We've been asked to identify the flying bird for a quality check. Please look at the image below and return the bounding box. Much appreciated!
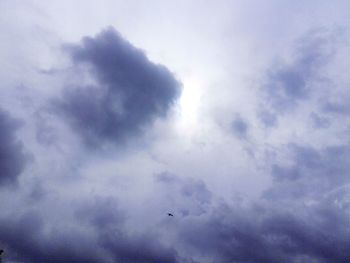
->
[167,213,174,217]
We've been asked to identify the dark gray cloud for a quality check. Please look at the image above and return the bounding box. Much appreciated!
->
[156,172,212,204]
[2,143,350,262]
[56,27,181,147]
[258,109,277,127]
[267,29,333,108]
[322,99,350,116]
[1,4,350,262]
[178,202,350,263]
[175,151,350,263]
[98,233,178,263]
[0,109,27,185]
[0,211,101,263]
[0,197,178,263]
[77,197,179,263]
[258,29,337,123]
[265,144,350,200]
[231,115,249,139]
[0,200,109,263]
[150,139,350,262]
[310,112,331,129]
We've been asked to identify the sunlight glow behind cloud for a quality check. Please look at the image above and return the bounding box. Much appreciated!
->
[1,1,350,262]
[177,76,202,134]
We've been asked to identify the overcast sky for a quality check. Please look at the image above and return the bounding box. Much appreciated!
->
[1,1,350,262]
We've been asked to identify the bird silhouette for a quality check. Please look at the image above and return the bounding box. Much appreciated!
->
[167,213,174,217]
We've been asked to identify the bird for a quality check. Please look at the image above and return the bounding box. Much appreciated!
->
[167,213,174,217]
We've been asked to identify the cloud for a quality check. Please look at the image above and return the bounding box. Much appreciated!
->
[0,197,179,263]
[0,109,28,185]
[156,172,212,217]
[260,29,337,118]
[258,109,277,127]
[1,1,350,262]
[154,137,350,262]
[0,210,102,263]
[231,115,249,140]
[57,27,181,147]
[265,144,350,200]
[176,172,350,262]
[322,99,350,116]
[310,112,331,129]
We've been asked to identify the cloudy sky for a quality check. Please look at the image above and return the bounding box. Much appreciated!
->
[1,1,350,262]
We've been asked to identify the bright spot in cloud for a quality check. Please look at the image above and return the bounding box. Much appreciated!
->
[177,76,202,134]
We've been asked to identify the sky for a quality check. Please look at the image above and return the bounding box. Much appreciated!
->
[1,1,350,262]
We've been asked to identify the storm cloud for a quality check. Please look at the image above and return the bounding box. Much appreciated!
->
[231,115,249,140]
[1,1,350,263]
[175,143,350,262]
[58,27,181,146]
[259,29,338,121]
[0,109,27,185]
[0,197,178,263]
